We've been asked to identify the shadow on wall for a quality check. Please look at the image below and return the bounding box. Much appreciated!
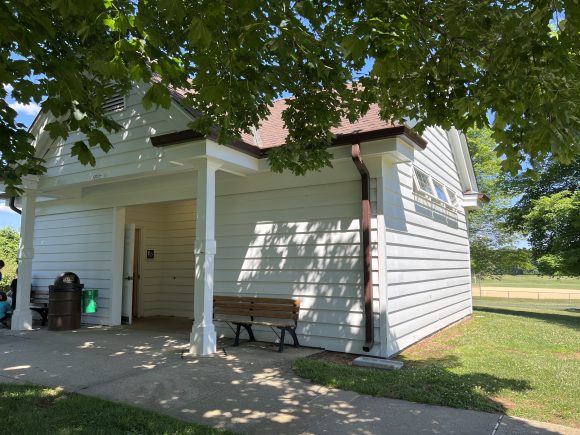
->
[382,162,408,233]
[413,194,459,229]
[215,218,368,349]
[213,179,378,352]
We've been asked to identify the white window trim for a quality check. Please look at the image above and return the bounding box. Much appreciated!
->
[412,167,461,211]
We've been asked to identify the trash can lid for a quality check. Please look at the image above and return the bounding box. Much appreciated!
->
[53,272,81,288]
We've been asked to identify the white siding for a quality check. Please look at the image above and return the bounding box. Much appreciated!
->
[383,126,472,356]
[214,164,382,356]
[37,83,194,190]
[32,208,114,324]
[126,201,196,318]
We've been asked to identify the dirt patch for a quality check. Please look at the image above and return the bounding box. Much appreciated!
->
[401,316,473,360]
[307,316,474,368]
[305,350,358,366]
[491,396,517,410]
[553,351,580,361]
[474,287,580,297]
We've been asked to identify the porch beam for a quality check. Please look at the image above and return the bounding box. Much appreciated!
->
[11,193,36,330]
[190,158,222,356]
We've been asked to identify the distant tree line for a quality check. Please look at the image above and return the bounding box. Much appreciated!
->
[0,227,19,291]
[467,129,579,279]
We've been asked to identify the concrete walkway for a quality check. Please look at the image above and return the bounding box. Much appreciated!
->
[1,319,577,435]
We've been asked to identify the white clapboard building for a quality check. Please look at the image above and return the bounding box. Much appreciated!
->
[10,82,486,358]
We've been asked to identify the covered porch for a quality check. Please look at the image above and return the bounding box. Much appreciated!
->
[10,158,239,357]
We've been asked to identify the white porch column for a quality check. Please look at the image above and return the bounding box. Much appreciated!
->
[190,159,221,356]
[11,193,36,330]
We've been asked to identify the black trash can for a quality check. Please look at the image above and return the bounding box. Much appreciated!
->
[48,272,84,331]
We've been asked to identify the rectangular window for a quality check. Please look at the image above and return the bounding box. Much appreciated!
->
[433,180,449,203]
[446,187,460,207]
[413,167,461,209]
[414,169,434,195]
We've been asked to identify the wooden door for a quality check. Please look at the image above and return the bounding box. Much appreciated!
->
[121,224,135,324]
[132,228,141,318]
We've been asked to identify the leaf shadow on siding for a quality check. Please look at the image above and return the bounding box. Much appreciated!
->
[215,217,368,347]
[413,194,460,230]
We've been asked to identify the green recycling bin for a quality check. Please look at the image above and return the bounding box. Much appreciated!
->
[82,289,98,314]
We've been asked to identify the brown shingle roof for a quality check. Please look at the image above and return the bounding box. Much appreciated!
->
[238,99,397,149]
[166,84,426,151]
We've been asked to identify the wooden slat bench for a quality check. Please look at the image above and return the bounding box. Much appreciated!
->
[214,296,300,352]
[30,290,49,326]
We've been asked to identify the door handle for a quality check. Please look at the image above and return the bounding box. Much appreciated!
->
[125,276,133,281]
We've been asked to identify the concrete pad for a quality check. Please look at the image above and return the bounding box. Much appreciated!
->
[309,393,499,435]
[2,320,579,435]
[353,356,404,370]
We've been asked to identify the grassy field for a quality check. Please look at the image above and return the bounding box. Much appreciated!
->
[1,383,232,435]
[473,296,578,309]
[475,275,580,290]
[293,306,580,428]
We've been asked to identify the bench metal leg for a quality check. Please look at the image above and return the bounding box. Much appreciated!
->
[40,309,48,326]
[278,328,286,352]
[244,325,256,342]
[234,324,242,346]
[288,327,300,348]
[30,308,48,326]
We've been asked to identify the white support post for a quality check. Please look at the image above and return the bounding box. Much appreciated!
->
[190,159,221,356]
[11,193,36,330]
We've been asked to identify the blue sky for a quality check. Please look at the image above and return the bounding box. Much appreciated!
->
[1,83,41,232]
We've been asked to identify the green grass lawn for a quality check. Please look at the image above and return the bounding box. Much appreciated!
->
[293,306,580,428]
[1,383,233,435]
[476,275,580,290]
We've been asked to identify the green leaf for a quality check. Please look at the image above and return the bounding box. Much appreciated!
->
[88,130,113,153]
[142,83,172,110]
[71,141,97,166]
[188,17,212,49]
[341,34,366,62]
[44,122,69,140]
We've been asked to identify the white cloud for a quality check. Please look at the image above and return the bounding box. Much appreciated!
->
[3,83,13,93]
[9,101,41,116]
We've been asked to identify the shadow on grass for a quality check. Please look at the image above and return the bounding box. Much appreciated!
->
[475,306,580,330]
[293,356,531,414]
[1,383,228,434]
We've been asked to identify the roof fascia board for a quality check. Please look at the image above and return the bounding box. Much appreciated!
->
[462,192,487,210]
[447,127,475,192]
[458,131,480,192]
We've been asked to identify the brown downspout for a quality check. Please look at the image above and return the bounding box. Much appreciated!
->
[9,197,21,215]
[351,143,374,352]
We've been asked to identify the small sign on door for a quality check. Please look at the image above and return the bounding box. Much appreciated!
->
[146,249,155,259]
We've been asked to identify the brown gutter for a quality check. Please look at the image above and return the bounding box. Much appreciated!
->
[9,197,21,215]
[477,193,491,203]
[334,126,427,150]
[150,125,427,157]
[351,143,374,352]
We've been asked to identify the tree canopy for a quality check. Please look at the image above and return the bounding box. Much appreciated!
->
[465,127,533,279]
[466,127,512,246]
[0,227,20,289]
[1,0,579,193]
[504,157,580,276]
